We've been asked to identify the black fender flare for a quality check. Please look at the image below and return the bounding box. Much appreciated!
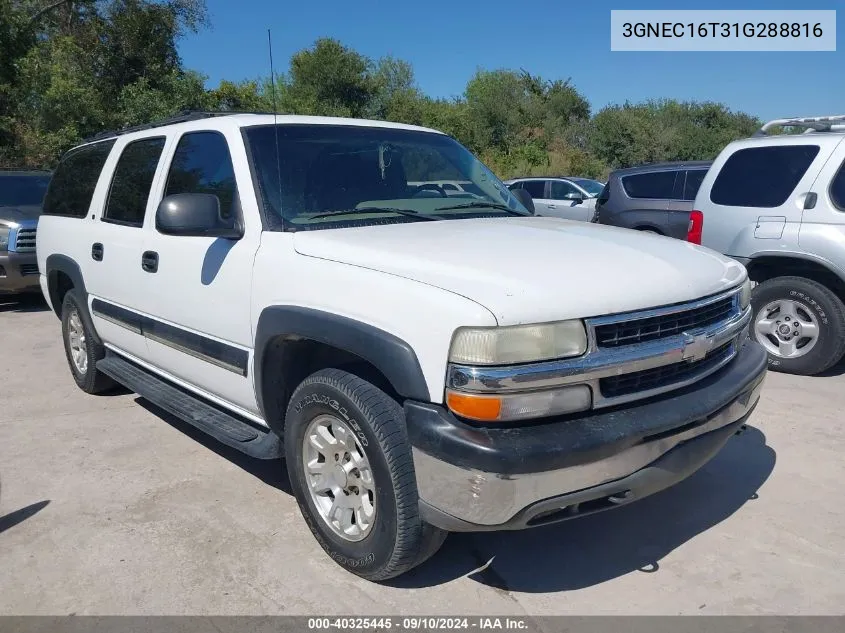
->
[253,306,430,421]
[44,254,102,345]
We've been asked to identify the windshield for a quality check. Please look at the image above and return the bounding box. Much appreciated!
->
[243,124,529,228]
[0,174,51,207]
[569,178,605,196]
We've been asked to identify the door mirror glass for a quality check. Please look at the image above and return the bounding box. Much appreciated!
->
[564,191,585,202]
[155,193,242,238]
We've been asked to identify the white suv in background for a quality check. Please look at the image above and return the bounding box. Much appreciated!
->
[694,114,845,376]
[37,112,765,581]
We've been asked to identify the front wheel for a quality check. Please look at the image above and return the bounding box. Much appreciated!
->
[751,276,845,375]
[284,368,446,581]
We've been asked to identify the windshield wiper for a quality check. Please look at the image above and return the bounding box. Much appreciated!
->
[309,207,440,221]
[433,201,530,216]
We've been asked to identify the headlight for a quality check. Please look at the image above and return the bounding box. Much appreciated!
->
[738,277,752,311]
[449,320,588,365]
[0,227,10,252]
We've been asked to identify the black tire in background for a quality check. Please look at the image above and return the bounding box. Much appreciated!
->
[60,289,114,394]
[751,276,845,375]
[284,368,446,581]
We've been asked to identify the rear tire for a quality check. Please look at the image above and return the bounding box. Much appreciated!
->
[284,368,446,581]
[751,276,845,375]
[61,290,114,394]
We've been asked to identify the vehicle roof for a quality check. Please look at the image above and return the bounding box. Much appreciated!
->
[506,176,591,181]
[610,161,713,177]
[77,112,445,148]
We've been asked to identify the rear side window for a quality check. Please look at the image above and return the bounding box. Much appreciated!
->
[520,180,546,198]
[103,137,166,227]
[43,140,116,218]
[683,169,707,201]
[710,145,820,208]
[622,171,676,199]
[550,180,579,199]
[829,160,845,211]
[165,131,237,218]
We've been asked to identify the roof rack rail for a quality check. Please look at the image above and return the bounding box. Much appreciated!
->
[754,114,845,136]
[81,110,278,144]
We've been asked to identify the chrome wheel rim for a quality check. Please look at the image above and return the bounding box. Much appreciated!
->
[302,414,376,542]
[754,299,820,359]
[68,309,88,374]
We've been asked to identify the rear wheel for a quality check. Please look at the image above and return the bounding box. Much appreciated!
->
[61,290,114,394]
[751,276,845,375]
[284,368,446,581]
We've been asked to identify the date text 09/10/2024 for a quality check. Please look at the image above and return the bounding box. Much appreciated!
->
[307,617,529,630]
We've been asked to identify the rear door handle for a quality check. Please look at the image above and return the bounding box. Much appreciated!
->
[547,204,557,209]
[141,251,159,273]
[91,243,103,261]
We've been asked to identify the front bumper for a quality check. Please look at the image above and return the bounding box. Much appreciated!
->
[407,340,767,531]
[0,251,40,294]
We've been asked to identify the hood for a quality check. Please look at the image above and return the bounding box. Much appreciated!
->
[293,216,746,325]
[0,205,42,224]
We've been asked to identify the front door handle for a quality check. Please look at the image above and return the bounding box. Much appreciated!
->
[141,251,159,273]
[547,204,557,209]
[91,243,103,261]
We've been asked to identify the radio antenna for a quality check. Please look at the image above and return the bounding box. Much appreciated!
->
[267,29,287,230]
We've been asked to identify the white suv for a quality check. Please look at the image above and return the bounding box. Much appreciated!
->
[694,115,845,375]
[37,112,765,580]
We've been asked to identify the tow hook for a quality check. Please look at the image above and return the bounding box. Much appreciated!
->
[735,424,748,436]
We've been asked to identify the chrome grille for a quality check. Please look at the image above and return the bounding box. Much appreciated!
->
[14,228,37,253]
[600,341,735,399]
[594,296,736,347]
[19,263,39,276]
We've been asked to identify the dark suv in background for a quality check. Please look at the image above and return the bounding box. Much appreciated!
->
[596,161,712,239]
[0,170,51,296]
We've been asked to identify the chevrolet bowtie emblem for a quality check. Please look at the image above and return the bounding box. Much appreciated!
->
[682,333,714,362]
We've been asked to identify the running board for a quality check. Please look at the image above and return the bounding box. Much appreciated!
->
[97,353,281,460]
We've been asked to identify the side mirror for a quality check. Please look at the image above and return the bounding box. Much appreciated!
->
[155,193,243,239]
[511,188,535,214]
[565,191,585,204]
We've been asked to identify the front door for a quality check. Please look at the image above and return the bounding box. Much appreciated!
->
[140,129,262,417]
[548,180,594,222]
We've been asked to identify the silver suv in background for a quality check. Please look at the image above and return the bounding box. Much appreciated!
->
[1,170,52,297]
[595,161,711,239]
[694,115,845,375]
[504,177,604,222]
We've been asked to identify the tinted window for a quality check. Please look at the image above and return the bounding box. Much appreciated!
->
[165,132,237,218]
[550,180,579,200]
[43,140,116,218]
[521,180,546,198]
[831,160,845,210]
[683,169,707,201]
[103,138,165,226]
[710,145,820,208]
[0,174,51,207]
[622,171,677,199]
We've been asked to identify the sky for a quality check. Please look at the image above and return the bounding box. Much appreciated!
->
[178,0,842,122]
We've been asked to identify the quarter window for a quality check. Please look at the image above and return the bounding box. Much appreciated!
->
[103,137,166,226]
[622,171,677,200]
[165,131,238,218]
[829,159,845,210]
[43,140,116,218]
[710,145,820,208]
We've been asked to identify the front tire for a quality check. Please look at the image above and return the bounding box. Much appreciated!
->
[61,290,114,394]
[751,276,845,375]
[284,369,446,581]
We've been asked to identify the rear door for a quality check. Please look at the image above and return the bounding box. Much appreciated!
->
[85,134,168,362]
[618,170,673,231]
[517,180,550,214]
[798,136,845,263]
